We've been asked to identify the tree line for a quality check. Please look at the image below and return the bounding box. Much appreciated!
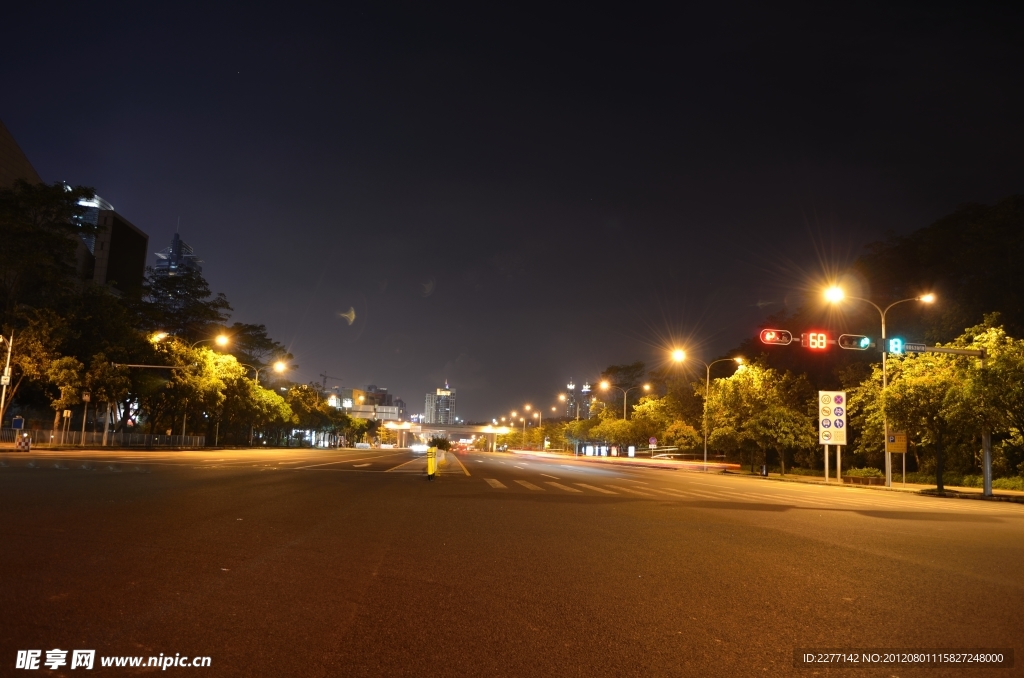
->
[0,180,373,445]
[526,196,1024,490]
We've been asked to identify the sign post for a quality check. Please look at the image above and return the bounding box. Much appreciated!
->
[887,431,908,485]
[819,391,847,482]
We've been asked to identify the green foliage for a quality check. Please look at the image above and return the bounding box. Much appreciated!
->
[428,436,451,450]
[844,467,884,478]
[705,361,817,473]
[0,181,96,325]
[141,267,232,341]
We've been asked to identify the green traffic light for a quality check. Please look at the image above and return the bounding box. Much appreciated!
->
[859,337,870,348]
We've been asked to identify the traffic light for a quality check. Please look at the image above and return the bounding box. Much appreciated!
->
[759,329,793,345]
[837,334,872,350]
[888,338,904,355]
[801,331,829,349]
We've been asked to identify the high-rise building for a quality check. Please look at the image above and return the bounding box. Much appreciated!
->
[2,120,148,295]
[580,381,593,419]
[565,379,578,419]
[423,382,456,424]
[0,118,41,188]
[153,233,203,279]
[89,204,148,294]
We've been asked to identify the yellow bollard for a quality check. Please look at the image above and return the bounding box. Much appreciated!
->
[426,447,437,480]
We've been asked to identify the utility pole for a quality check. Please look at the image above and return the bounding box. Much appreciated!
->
[0,332,13,424]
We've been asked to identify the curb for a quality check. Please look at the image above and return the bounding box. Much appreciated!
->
[745,471,1024,504]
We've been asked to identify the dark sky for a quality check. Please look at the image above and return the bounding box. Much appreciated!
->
[3,3,1023,420]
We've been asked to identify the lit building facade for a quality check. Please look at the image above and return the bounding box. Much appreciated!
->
[153,233,203,279]
[424,382,456,424]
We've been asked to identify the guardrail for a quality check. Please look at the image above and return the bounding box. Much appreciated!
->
[0,428,205,449]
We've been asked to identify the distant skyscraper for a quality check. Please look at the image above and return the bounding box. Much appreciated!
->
[153,233,203,278]
[424,382,456,424]
[580,381,593,419]
[565,379,577,419]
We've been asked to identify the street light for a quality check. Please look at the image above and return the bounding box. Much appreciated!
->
[598,381,650,419]
[240,360,288,386]
[239,361,288,446]
[826,286,935,486]
[672,349,743,469]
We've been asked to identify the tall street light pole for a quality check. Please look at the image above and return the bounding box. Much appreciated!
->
[672,350,743,470]
[239,361,288,446]
[0,332,13,425]
[598,382,650,419]
[825,287,935,487]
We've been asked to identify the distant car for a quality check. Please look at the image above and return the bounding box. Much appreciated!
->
[410,444,429,453]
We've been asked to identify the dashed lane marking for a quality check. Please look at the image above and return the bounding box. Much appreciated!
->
[540,473,559,479]
[353,463,371,468]
[608,485,656,497]
[514,480,544,491]
[546,482,582,493]
[485,478,507,489]
[575,483,617,495]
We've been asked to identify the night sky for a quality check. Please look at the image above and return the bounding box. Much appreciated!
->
[3,4,1023,420]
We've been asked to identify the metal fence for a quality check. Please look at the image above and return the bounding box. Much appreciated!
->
[0,428,205,449]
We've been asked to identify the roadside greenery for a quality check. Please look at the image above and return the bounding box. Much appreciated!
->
[0,180,366,446]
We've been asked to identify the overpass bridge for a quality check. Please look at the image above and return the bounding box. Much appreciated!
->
[382,422,512,451]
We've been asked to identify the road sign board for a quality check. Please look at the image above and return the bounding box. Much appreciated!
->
[818,391,847,445]
[904,343,927,353]
[886,431,908,453]
[0,375,9,386]
[649,437,657,445]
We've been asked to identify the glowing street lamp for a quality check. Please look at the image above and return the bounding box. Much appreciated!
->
[189,334,230,349]
[599,381,650,420]
[672,349,743,469]
[825,285,936,487]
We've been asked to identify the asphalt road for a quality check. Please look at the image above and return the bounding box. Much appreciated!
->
[1,447,1022,677]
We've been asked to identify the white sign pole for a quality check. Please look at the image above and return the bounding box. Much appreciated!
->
[824,444,829,482]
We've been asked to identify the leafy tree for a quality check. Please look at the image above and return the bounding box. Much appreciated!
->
[224,322,292,370]
[46,356,84,430]
[141,267,232,341]
[882,353,961,491]
[0,181,97,325]
[705,361,816,473]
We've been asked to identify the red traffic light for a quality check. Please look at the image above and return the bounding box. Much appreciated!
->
[759,329,793,345]
[801,331,830,349]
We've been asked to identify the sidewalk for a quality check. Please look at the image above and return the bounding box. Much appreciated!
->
[505,449,1024,504]
[748,469,1024,504]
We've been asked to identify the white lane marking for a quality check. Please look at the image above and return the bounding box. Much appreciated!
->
[353,463,371,468]
[514,465,525,469]
[546,482,582,493]
[647,488,690,497]
[515,480,544,491]
[475,460,484,463]
[575,483,617,495]
[608,485,656,496]
[541,473,559,479]
[485,478,507,489]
